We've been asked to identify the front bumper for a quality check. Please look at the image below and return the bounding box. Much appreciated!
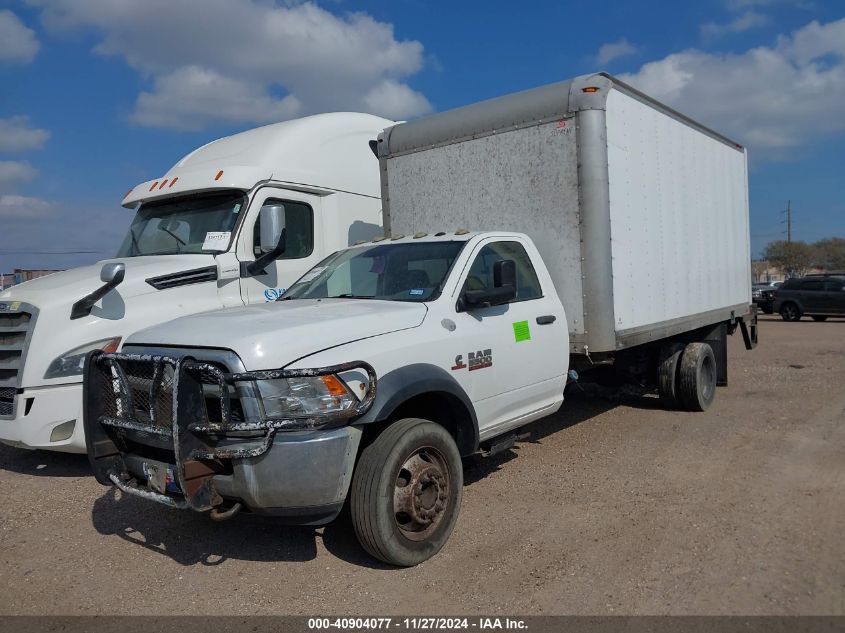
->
[84,351,375,523]
[0,383,87,453]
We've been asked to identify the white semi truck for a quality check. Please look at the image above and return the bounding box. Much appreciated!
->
[84,74,756,566]
[0,112,391,453]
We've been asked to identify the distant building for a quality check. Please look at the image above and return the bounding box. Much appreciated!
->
[0,269,64,289]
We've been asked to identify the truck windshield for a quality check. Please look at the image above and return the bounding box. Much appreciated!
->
[282,241,466,302]
[116,191,246,257]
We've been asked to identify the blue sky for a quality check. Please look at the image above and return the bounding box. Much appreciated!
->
[1,0,844,272]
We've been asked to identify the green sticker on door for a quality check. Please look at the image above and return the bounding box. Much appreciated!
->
[513,320,531,342]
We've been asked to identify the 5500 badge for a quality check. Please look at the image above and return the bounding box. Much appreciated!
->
[0,302,22,312]
[451,348,493,372]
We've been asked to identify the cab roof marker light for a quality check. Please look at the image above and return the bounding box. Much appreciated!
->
[371,235,387,242]
[582,86,600,93]
[455,228,470,235]
[390,234,405,240]
[158,179,169,190]
[435,231,446,236]
[123,188,134,199]
[148,181,159,191]
[214,170,224,181]
[413,232,428,239]
[169,177,179,187]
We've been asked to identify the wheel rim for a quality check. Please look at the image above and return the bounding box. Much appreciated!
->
[783,304,797,319]
[393,446,450,541]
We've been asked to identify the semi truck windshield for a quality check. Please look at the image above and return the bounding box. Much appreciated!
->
[283,241,466,302]
[117,191,246,257]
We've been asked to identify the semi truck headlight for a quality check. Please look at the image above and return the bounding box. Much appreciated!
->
[44,337,121,379]
[256,374,357,421]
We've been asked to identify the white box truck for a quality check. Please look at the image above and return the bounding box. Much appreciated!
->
[83,73,756,566]
[0,112,391,453]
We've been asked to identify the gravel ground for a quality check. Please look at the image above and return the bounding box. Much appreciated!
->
[1,316,843,615]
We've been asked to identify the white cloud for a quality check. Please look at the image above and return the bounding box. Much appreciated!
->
[618,18,845,159]
[0,194,52,218]
[132,66,303,131]
[701,10,769,38]
[28,0,432,129]
[597,38,638,65]
[0,116,50,152]
[0,161,38,192]
[0,9,39,63]
[362,79,434,121]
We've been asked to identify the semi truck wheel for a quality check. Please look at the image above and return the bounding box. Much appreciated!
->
[657,342,684,408]
[350,418,463,567]
[678,342,716,412]
[780,302,801,321]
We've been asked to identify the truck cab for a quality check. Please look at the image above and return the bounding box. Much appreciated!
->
[0,112,391,453]
[84,231,569,566]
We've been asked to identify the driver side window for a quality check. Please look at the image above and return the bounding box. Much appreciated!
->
[252,199,314,259]
[463,241,542,302]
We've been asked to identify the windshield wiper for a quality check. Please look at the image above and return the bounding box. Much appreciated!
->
[159,227,186,252]
[332,294,375,299]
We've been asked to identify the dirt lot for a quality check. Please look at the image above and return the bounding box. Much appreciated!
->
[1,316,843,615]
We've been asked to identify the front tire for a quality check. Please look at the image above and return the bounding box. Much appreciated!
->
[678,342,717,412]
[780,302,801,321]
[350,418,463,567]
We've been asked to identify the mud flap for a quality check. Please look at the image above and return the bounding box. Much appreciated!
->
[740,306,759,351]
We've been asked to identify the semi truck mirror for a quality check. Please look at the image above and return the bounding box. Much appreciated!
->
[71,263,126,320]
[493,259,517,289]
[100,263,126,285]
[259,203,286,253]
[243,204,288,277]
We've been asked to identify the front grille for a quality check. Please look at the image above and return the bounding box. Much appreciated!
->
[91,354,242,437]
[0,387,15,417]
[0,304,36,418]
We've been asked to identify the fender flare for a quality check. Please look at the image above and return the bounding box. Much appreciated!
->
[355,363,479,455]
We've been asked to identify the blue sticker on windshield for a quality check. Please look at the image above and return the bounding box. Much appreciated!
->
[409,288,424,296]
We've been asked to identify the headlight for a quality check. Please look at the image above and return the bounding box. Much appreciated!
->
[44,337,121,379]
[256,374,357,422]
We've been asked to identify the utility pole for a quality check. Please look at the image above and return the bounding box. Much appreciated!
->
[781,200,792,243]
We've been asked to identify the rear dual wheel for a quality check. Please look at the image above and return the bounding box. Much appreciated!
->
[658,341,717,412]
[350,418,462,567]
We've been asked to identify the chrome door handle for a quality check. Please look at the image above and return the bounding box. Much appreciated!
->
[536,315,556,325]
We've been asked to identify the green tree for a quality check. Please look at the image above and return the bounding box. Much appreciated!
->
[813,237,845,271]
[762,240,813,277]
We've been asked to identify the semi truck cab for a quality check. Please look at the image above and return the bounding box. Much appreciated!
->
[0,112,391,453]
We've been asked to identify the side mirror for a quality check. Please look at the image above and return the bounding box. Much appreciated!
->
[493,259,516,289]
[100,262,125,285]
[244,204,287,277]
[259,203,286,253]
[71,263,126,320]
[460,259,518,311]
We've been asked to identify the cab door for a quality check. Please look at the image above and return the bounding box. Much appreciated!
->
[449,237,568,440]
[237,188,325,304]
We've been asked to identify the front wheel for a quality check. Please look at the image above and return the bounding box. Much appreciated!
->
[350,418,463,566]
[780,303,801,321]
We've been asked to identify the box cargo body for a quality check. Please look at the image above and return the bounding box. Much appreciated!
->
[378,72,751,355]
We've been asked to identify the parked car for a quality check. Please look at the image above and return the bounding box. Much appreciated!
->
[752,283,777,314]
[774,276,845,321]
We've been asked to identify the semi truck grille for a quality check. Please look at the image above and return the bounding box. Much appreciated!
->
[0,387,15,417]
[0,304,37,419]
